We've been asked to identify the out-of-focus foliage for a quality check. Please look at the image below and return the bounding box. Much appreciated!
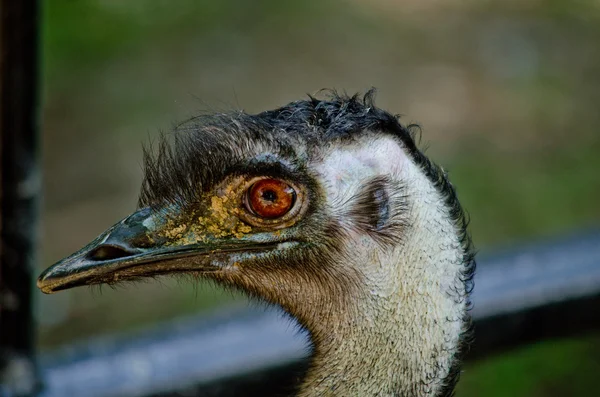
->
[40,1,600,396]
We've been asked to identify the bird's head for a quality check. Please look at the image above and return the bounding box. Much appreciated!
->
[38,91,474,396]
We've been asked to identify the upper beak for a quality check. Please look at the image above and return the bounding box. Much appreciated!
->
[37,207,277,294]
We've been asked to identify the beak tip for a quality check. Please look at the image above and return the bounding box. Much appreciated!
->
[37,273,54,294]
[37,266,64,294]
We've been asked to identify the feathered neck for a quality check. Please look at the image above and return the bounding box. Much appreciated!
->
[294,148,473,397]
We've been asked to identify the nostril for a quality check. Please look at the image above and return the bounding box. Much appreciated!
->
[88,245,135,261]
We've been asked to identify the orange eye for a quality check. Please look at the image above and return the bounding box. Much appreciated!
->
[245,179,296,219]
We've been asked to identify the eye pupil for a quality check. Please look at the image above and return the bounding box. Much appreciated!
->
[246,179,296,219]
[262,190,277,202]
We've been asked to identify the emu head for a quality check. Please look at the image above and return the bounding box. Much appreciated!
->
[38,92,475,397]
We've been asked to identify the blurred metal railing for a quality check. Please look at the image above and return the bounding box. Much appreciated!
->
[36,230,600,397]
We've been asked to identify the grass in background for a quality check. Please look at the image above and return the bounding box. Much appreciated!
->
[450,137,600,246]
[457,333,600,397]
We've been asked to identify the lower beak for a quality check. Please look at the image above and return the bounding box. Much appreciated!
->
[37,207,275,294]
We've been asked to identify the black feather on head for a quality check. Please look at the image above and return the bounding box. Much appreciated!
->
[139,89,421,208]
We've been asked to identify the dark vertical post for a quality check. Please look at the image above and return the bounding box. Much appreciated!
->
[0,0,41,395]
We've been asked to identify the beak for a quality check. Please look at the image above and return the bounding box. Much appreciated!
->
[37,207,279,294]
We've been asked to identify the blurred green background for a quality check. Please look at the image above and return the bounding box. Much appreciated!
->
[38,0,600,396]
